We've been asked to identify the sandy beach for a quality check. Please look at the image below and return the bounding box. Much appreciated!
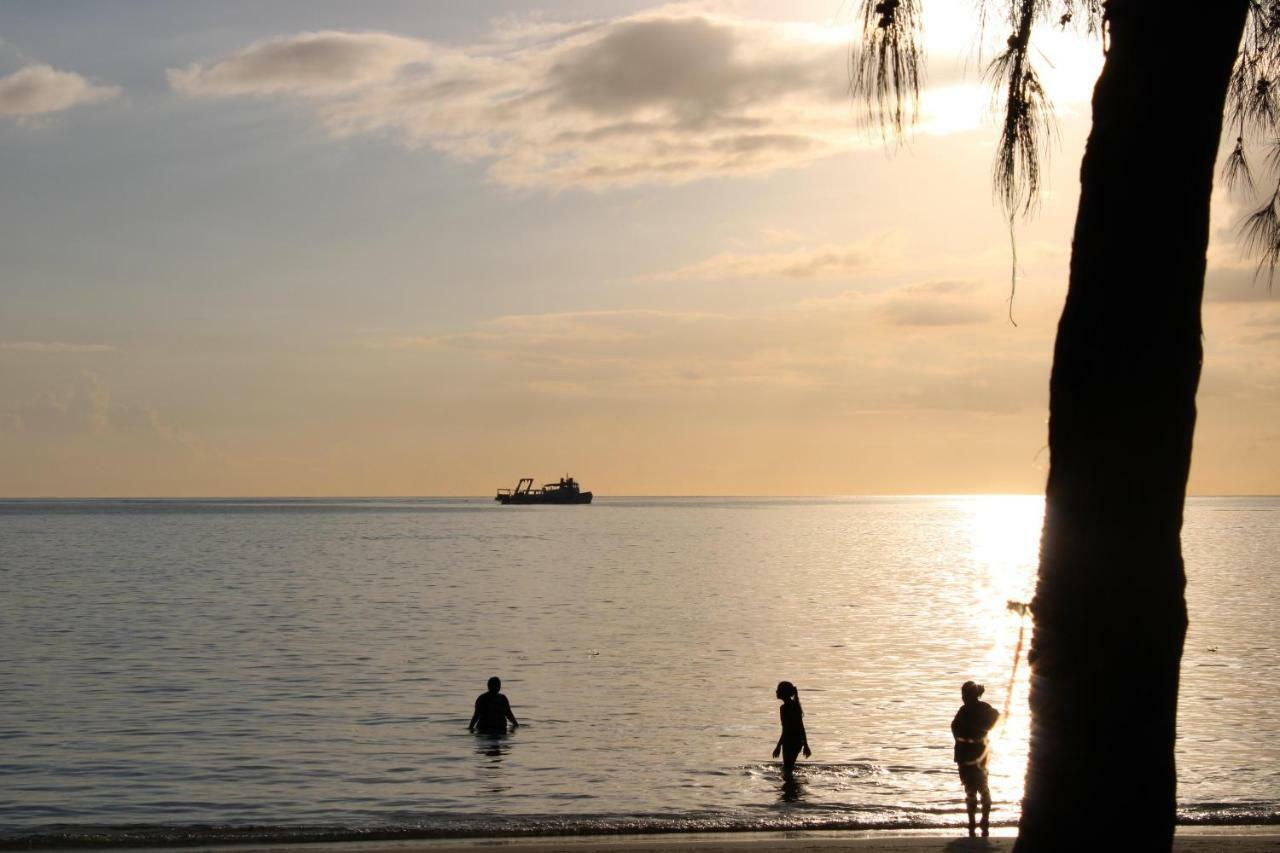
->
[183,829,1280,853]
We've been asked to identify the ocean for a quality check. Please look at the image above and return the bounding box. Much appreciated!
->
[2,496,1277,846]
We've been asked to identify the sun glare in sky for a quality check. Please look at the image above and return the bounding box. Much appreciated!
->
[0,2,1275,497]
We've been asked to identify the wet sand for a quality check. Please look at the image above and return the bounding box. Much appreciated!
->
[190,828,1280,853]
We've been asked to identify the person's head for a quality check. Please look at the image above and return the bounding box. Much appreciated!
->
[776,680,797,702]
[962,680,984,703]
[487,676,501,693]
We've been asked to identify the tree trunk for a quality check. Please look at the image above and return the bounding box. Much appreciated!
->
[1014,4,1247,852]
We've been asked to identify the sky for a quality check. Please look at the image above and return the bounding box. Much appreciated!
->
[1,1,1277,497]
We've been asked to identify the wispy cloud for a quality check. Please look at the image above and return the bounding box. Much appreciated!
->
[0,63,120,117]
[882,280,989,326]
[168,31,433,96]
[166,13,917,189]
[1204,266,1280,304]
[0,371,195,448]
[0,341,116,353]
[376,277,1032,412]
[641,239,891,282]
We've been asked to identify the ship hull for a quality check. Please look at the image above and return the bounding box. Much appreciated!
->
[496,491,592,505]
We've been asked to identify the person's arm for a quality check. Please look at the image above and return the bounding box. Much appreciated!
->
[468,696,481,731]
[793,712,814,758]
[504,696,519,728]
[773,707,785,756]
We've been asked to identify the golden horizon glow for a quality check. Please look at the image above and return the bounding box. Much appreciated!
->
[0,2,1277,497]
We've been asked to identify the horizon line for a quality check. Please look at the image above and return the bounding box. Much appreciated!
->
[1,493,1275,500]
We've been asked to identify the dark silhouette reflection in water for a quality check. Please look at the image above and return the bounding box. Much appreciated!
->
[943,838,997,852]
[778,773,807,803]
[473,730,513,794]
[474,730,512,759]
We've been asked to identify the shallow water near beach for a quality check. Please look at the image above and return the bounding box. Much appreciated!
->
[2,496,1277,845]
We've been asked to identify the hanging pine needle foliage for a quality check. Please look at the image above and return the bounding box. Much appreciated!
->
[851,0,1280,283]
[985,0,1054,218]
[851,0,925,138]
[1226,1,1280,282]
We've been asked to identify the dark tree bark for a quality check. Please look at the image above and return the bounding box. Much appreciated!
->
[1015,3,1248,852]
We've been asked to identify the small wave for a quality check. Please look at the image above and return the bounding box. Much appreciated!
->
[5,806,1276,850]
[742,761,886,779]
[0,816,976,850]
[1178,802,1280,825]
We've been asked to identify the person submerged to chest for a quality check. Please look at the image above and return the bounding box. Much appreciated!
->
[469,676,519,733]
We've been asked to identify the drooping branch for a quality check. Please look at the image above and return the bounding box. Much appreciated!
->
[1055,0,1105,34]
[987,0,1053,219]
[850,0,924,137]
[1230,1,1280,283]
[1243,187,1280,282]
[1224,136,1255,190]
[849,0,1280,282]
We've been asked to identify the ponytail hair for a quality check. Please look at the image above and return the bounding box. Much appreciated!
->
[776,680,802,715]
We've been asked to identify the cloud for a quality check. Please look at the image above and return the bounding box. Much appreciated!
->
[166,13,907,189]
[0,372,194,448]
[378,279,1037,414]
[882,280,989,326]
[387,306,832,390]
[643,240,886,282]
[167,31,433,96]
[1204,265,1280,303]
[0,63,120,117]
[1,371,111,435]
[882,300,989,326]
[0,341,115,353]
[545,16,833,121]
[902,280,980,295]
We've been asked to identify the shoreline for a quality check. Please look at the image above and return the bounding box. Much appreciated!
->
[5,826,1279,853]
[138,827,1280,853]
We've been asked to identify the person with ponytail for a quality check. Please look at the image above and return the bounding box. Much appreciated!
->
[771,680,811,779]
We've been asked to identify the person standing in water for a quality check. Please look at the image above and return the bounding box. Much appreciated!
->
[952,680,999,837]
[771,681,811,779]
[469,676,519,733]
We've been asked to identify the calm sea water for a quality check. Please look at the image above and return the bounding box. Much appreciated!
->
[2,496,1277,845]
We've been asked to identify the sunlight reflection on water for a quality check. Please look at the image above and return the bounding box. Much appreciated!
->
[1,495,1275,840]
[963,495,1040,808]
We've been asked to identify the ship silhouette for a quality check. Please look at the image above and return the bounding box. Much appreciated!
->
[495,476,593,505]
